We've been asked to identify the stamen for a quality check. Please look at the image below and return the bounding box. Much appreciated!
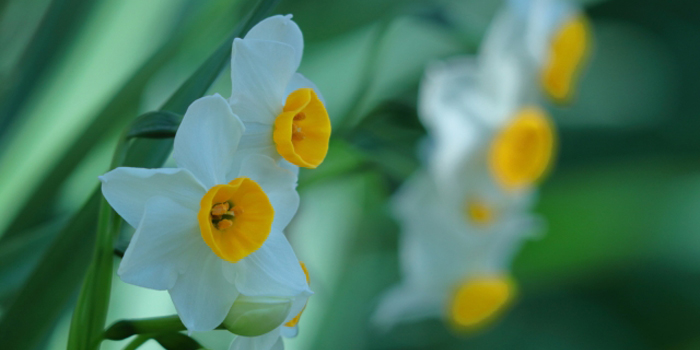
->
[294,112,306,121]
[232,205,244,216]
[217,219,233,230]
[292,123,305,141]
[211,202,229,216]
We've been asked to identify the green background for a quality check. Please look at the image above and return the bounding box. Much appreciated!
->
[0,0,699,349]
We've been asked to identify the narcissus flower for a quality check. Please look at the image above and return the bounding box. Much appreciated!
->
[229,15,331,171]
[375,26,550,329]
[373,172,539,329]
[101,94,311,332]
[419,57,556,194]
[484,0,591,101]
[228,262,311,350]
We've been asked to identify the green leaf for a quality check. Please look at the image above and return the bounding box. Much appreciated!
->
[0,191,100,350]
[0,0,98,142]
[104,316,186,341]
[0,219,64,303]
[121,334,151,350]
[126,111,182,139]
[153,332,204,350]
[0,0,242,240]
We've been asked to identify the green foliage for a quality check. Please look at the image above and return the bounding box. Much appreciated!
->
[2,0,700,349]
[125,111,182,140]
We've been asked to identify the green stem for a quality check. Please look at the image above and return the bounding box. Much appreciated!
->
[67,136,129,350]
[104,315,227,341]
[104,316,186,341]
[122,334,152,350]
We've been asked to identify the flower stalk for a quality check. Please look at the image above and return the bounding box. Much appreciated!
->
[104,316,188,341]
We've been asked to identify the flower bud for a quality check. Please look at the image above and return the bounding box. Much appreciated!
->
[222,295,292,336]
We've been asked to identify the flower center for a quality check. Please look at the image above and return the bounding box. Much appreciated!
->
[198,177,274,263]
[449,276,514,328]
[465,199,494,226]
[489,107,554,190]
[273,88,331,169]
[284,261,310,328]
[541,15,590,101]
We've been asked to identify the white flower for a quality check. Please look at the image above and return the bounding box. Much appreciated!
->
[419,57,555,195]
[100,94,311,332]
[228,262,311,350]
[229,15,331,171]
[375,17,556,328]
[373,171,541,329]
[483,0,591,101]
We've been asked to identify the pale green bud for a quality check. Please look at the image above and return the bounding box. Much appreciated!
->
[222,295,292,336]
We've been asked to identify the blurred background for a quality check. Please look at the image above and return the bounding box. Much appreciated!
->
[1,0,699,349]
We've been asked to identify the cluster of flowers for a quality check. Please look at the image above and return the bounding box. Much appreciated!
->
[374,0,590,330]
[100,15,330,350]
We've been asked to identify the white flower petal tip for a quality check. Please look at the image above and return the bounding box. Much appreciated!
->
[173,94,244,188]
[372,283,444,332]
[169,252,240,332]
[229,38,298,123]
[230,229,309,298]
[244,14,303,68]
[116,196,199,291]
[100,167,205,229]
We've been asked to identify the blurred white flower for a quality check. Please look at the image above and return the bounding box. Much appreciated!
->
[374,4,566,326]
[373,171,542,330]
[228,262,311,350]
[100,94,311,332]
[483,0,591,101]
[419,57,555,194]
[229,15,331,171]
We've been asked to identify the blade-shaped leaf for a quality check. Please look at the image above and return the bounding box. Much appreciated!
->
[126,111,182,140]
[0,0,282,349]
[0,191,100,350]
[0,0,98,142]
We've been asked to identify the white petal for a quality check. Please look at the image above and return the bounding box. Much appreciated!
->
[270,338,285,350]
[169,249,239,332]
[284,73,325,106]
[237,122,276,156]
[278,159,300,178]
[230,39,298,124]
[230,122,280,172]
[244,14,303,70]
[235,155,300,231]
[372,285,442,330]
[118,197,201,290]
[229,328,282,350]
[419,57,479,129]
[280,325,297,338]
[228,229,309,297]
[285,291,311,324]
[100,167,205,228]
[522,0,576,64]
[173,94,244,189]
